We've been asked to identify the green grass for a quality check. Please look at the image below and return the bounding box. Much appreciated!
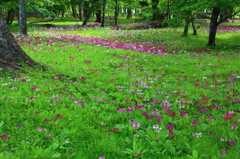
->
[0,20,239,159]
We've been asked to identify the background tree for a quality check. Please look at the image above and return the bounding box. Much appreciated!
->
[18,0,27,35]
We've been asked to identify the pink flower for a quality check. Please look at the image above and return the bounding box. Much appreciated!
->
[99,99,106,102]
[233,99,239,102]
[44,119,53,122]
[166,124,174,132]
[221,148,228,152]
[136,153,143,156]
[125,99,131,102]
[38,127,46,131]
[229,141,236,146]
[142,112,148,116]
[1,134,10,139]
[45,134,52,137]
[192,121,198,126]
[132,123,140,129]
[151,109,158,115]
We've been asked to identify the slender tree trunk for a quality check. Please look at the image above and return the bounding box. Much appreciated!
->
[191,14,197,35]
[0,8,40,72]
[6,9,15,25]
[18,0,27,35]
[72,5,78,18]
[101,0,107,27]
[152,0,160,21]
[182,14,190,36]
[96,10,101,23]
[83,1,89,18]
[78,2,83,21]
[82,0,98,26]
[126,8,132,19]
[207,7,220,46]
[114,0,118,26]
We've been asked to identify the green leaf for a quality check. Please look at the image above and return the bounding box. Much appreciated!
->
[192,149,198,159]
[51,153,61,158]
[0,121,4,128]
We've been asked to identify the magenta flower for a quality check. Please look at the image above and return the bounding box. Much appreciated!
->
[116,108,124,112]
[221,148,228,152]
[192,121,198,126]
[151,109,158,115]
[1,134,10,139]
[166,124,174,132]
[16,125,23,129]
[129,119,135,124]
[229,141,236,146]
[45,134,52,137]
[142,112,148,116]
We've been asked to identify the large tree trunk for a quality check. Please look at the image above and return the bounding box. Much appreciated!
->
[18,0,27,35]
[207,7,220,46]
[0,8,40,72]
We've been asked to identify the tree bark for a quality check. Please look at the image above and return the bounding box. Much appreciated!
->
[191,14,197,35]
[151,0,160,21]
[18,0,27,35]
[78,1,83,21]
[82,0,99,26]
[6,9,15,25]
[182,14,190,36]
[126,8,132,19]
[101,0,107,27]
[207,7,220,46]
[114,0,118,26]
[96,10,101,23]
[0,8,40,72]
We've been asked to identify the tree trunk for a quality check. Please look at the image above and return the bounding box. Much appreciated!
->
[72,5,78,18]
[126,8,132,19]
[191,14,197,35]
[78,2,83,21]
[18,0,27,35]
[152,0,160,21]
[182,14,190,36]
[207,7,220,46]
[82,0,98,26]
[96,10,101,23]
[101,0,107,27]
[6,9,15,25]
[83,1,90,18]
[114,0,118,26]
[0,8,40,72]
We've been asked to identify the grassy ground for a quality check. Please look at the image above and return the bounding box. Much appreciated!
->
[0,19,239,159]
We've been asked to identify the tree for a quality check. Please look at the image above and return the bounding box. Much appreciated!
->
[207,1,240,46]
[18,0,27,35]
[0,8,40,72]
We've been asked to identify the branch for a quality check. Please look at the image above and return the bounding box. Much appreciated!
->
[218,10,240,24]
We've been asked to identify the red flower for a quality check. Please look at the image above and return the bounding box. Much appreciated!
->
[136,153,142,156]
[195,84,200,87]
[112,128,119,131]
[125,99,131,102]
